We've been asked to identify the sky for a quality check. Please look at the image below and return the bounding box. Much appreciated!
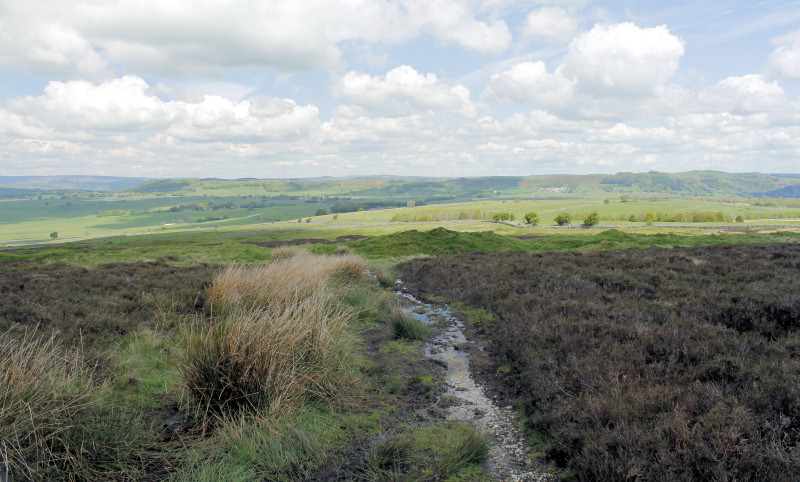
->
[1,0,799,179]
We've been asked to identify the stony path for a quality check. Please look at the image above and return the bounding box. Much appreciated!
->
[397,287,552,481]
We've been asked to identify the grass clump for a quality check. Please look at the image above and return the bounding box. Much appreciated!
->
[388,308,429,341]
[439,425,491,478]
[366,433,415,477]
[207,252,366,310]
[0,329,93,479]
[269,245,308,261]
[181,291,354,425]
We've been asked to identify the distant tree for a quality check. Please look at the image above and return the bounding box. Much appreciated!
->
[492,212,514,221]
[554,212,572,226]
[407,200,416,208]
[603,199,610,204]
[332,214,339,220]
[49,231,58,240]
[315,208,327,216]
[583,211,600,226]
[524,212,540,226]
[629,214,637,222]
[620,194,629,202]
[645,212,656,225]
[305,218,312,223]
[735,215,744,223]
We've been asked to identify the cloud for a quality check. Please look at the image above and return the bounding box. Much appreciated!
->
[483,61,575,106]
[562,22,685,97]
[334,65,478,118]
[768,29,800,80]
[522,7,577,43]
[0,0,511,77]
[1,76,320,143]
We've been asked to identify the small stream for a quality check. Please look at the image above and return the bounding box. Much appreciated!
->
[396,285,551,481]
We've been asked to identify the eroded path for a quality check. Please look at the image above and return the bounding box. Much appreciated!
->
[397,285,552,481]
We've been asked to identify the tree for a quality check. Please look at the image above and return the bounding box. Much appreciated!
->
[645,212,656,225]
[603,199,610,204]
[315,208,327,216]
[524,212,540,225]
[407,200,416,208]
[49,231,58,240]
[554,212,572,226]
[583,211,600,226]
[735,215,744,223]
[628,214,637,222]
[620,194,629,202]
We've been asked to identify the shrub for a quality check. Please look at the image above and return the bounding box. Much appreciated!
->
[388,308,428,341]
[583,211,600,226]
[524,212,540,225]
[554,212,572,225]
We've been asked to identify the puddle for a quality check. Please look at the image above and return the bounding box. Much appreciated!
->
[397,288,551,481]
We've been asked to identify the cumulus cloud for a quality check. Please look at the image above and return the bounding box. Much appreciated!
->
[768,29,800,80]
[0,76,320,143]
[562,22,685,97]
[333,65,478,118]
[0,0,511,77]
[522,7,577,43]
[483,61,575,106]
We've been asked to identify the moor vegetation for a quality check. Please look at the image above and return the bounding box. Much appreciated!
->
[400,243,800,480]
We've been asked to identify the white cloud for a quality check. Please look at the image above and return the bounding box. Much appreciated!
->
[699,74,785,113]
[0,0,511,77]
[562,22,685,97]
[522,7,577,43]
[768,29,800,80]
[0,76,320,143]
[334,65,477,118]
[484,61,575,106]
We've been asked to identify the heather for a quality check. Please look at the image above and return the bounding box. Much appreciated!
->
[399,243,800,480]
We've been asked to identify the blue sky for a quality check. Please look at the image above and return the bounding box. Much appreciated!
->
[0,0,799,178]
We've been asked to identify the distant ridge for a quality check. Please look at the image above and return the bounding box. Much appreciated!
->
[0,175,150,191]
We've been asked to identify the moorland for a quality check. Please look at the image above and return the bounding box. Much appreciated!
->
[2,171,800,480]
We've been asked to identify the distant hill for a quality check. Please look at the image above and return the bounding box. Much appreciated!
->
[5,171,800,198]
[0,176,149,192]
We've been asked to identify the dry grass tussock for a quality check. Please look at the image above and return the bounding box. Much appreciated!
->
[183,253,364,428]
[207,252,366,310]
[0,328,94,478]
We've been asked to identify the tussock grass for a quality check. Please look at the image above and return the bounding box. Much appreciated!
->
[0,328,93,479]
[332,244,355,256]
[181,293,354,424]
[439,425,491,478]
[207,253,366,310]
[269,245,308,261]
[366,433,414,476]
[388,308,429,341]
[184,254,365,427]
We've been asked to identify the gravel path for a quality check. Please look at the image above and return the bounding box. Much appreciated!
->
[397,287,552,481]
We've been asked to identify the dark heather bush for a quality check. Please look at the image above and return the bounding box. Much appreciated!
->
[399,243,800,481]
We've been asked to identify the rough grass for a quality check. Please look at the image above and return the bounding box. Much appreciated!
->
[183,254,364,427]
[207,252,366,310]
[0,329,93,479]
[388,308,429,341]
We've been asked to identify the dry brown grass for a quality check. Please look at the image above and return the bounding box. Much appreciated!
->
[269,245,308,261]
[0,328,94,479]
[183,254,364,428]
[207,252,366,310]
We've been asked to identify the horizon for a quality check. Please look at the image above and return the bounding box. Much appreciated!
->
[1,1,799,178]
